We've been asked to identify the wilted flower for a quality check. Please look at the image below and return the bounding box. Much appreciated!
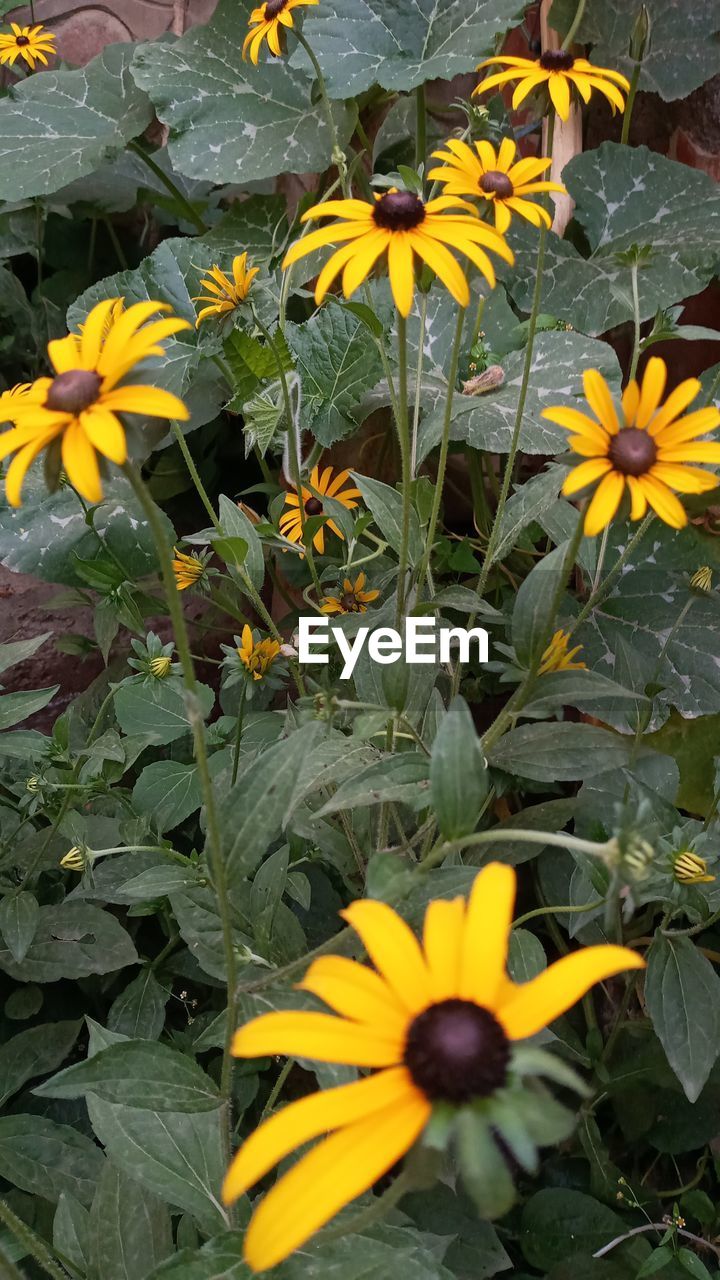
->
[538,629,585,675]
[690,566,713,594]
[193,254,259,326]
[172,547,209,592]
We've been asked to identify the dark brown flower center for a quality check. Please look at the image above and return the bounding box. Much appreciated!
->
[539,49,575,71]
[304,496,323,516]
[340,591,361,612]
[15,35,30,46]
[45,370,102,414]
[373,191,426,232]
[480,170,514,199]
[404,998,510,1103]
[264,0,287,16]
[608,427,657,477]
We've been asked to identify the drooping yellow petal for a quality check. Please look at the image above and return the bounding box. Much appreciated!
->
[423,896,466,1002]
[411,231,469,308]
[4,428,60,507]
[100,385,189,420]
[547,73,571,120]
[232,1010,404,1066]
[61,419,103,504]
[459,862,516,1005]
[342,229,389,298]
[223,1066,415,1204]
[637,475,688,528]
[498,945,643,1040]
[340,899,431,1014]
[583,469,625,536]
[651,462,719,493]
[299,955,408,1033]
[79,408,127,465]
[242,1090,430,1273]
[627,476,648,520]
[387,232,415,317]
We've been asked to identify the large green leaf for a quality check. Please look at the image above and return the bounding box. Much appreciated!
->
[0,687,59,731]
[286,307,384,447]
[89,1164,173,1280]
[36,1040,221,1112]
[551,0,720,101]
[0,1116,104,1207]
[114,679,214,746]
[488,722,638,782]
[131,0,355,185]
[0,902,137,982]
[521,1189,626,1270]
[430,698,489,839]
[645,933,720,1102]
[299,0,524,95]
[131,760,204,833]
[0,1020,82,1108]
[0,44,152,201]
[317,753,430,814]
[107,970,169,1041]
[0,890,39,963]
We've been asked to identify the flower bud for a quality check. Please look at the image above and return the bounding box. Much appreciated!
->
[149,655,172,679]
[629,4,651,61]
[60,845,88,871]
[673,851,715,885]
[690,566,713,594]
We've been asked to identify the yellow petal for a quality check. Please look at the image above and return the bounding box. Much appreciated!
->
[651,462,719,494]
[621,379,640,424]
[342,228,389,298]
[637,474,687,528]
[232,1010,404,1066]
[48,334,81,375]
[283,222,368,271]
[460,862,516,1005]
[583,469,625,536]
[657,442,720,464]
[497,945,644,1039]
[496,136,517,171]
[582,369,619,434]
[223,1065,415,1204]
[636,357,667,429]
[561,457,612,496]
[4,428,59,507]
[541,405,610,446]
[627,476,647,520]
[423,896,466,1002]
[61,419,103,504]
[80,298,120,370]
[410,231,469,309]
[387,232,415,317]
[646,377,701,436]
[100,385,189,420]
[242,1090,430,1273]
[79,407,127,465]
[653,408,720,448]
[341,899,431,1014]
[299,955,407,1034]
[548,72,571,120]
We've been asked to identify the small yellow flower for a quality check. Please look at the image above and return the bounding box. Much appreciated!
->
[282,187,514,318]
[0,22,56,70]
[538,629,585,675]
[172,547,207,591]
[320,571,379,615]
[428,136,565,235]
[223,862,643,1271]
[543,358,720,536]
[149,655,172,679]
[0,298,191,506]
[690,566,713,593]
[242,0,318,64]
[60,846,87,871]
[238,624,281,681]
[193,254,259,326]
[673,852,715,885]
[279,465,362,555]
[473,51,630,122]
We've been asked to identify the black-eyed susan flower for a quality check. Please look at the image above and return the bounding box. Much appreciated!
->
[172,546,209,591]
[193,254,259,327]
[279,465,361,555]
[238,625,281,680]
[542,358,720,536]
[538,629,585,675]
[282,190,514,317]
[0,298,190,507]
[673,851,715,885]
[223,862,642,1270]
[428,137,565,235]
[242,0,317,64]
[320,571,379,615]
[0,22,56,70]
[222,627,287,698]
[474,51,630,122]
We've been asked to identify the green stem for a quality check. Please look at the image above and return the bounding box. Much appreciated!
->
[415,83,427,179]
[395,314,411,626]
[0,1199,68,1280]
[123,462,238,1188]
[512,898,605,928]
[620,61,642,146]
[171,421,219,528]
[128,141,207,234]
[628,259,641,383]
[293,30,348,191]
[231,683,247,787]
[416,306,465,593]
[571,513,653,633]
[103,217,127,271]
[410,292,428,477]
[420,827,617,873]
[562,0,587,48]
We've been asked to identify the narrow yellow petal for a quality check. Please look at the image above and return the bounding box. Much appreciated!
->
[460,862,516,1005]
[100,385,189,420]
[80,299,119,370]
[4,429,59,507]
[341,899,431,1014]
[583,469,625,536]
[657,442,720,464]
[582,369,620,434]
[541,405,610,445]
[650,462,719,494]
[48,334,81,375]
[61,419,103,504]
[637,474,687,528]
[653,408,720,448]
[423,897,466,1002]
[645,377,701,436]
[636,357,667,429]
[79,408,127,465]
[410,232,469,308]
[548,72,571,120]
[621,379,640,424]
[627,476,648,520]
[232,1010,404,1066]
[561,457,612,496]
[498,945,644,1039]
[299,955,407,1033]
[342,229,389,299]
[387,232,415,317]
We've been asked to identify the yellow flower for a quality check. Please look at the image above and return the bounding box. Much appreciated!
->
[242,0,318,63]
[538,629,586,675]
[279,465,361,555]
[0,298,190,507]
[238,624,281,680]
[673,852,715,885]
[542,358,720,536]
[0,384,32,421]
[193,254,259,326]
[172,547,206,591]
[473,51,630,122]
[690,566,713,594]
[60,846,87,871]
[149,655,172,679]
[428,137,565,235]
[320,570,379,614]
[0,22,56,70]
[282,189,514,317]
[223,862,642,1270]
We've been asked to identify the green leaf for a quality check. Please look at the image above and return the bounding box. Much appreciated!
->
[107,971,169,1041]
[0,1020,82,1108]
[114,680,214,746]
[0,1116,104,1207]
[87,1095,228,1234]
[115,865,199,902]
[35,1040,221,1112]
[299,0,524,95]
[217,494,266,593]
[0,902,138,982]
[0,44,152,201]
[0,892,39,963]
[351,472,423,563]
[523,670,651,715]
[677,1249,713,1279]
[317,753,430,815]
[456,1110,516,1219]
[511,542,573,668]
[490,467,567,567]
[508,930,546,983]
[0,632,51,678]
[488,723,637,782]
[521,1189,625,1270]
[131,760,203,833]
[430,698,489,839]
[0,686,59,731]
[645,934,720,1102]
[286,307,384,447]
[131,0,355,185]
[54,1193,90,1279]
[89,1163,173,1280]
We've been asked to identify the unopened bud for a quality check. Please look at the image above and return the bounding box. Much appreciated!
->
[25,776,40,793]
[149,655,172,679]
[690,566,713,594]
[673,851,715,885]
[60,845,88,871]
[629,4,651,61]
